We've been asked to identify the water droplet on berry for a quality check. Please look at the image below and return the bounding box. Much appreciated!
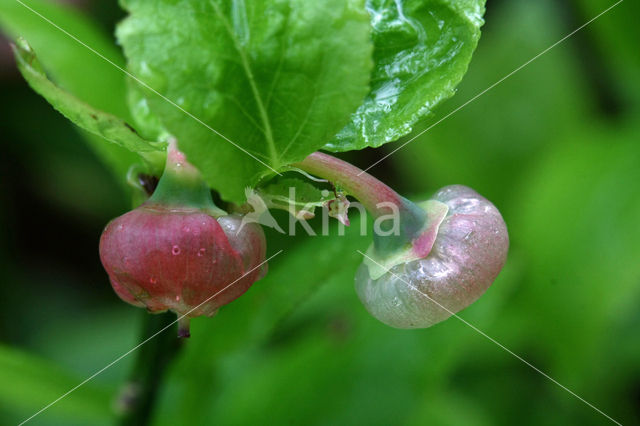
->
[172,245,181,255]
[175,295,181,302]
[149,277,157,284]
[197,248,206,257]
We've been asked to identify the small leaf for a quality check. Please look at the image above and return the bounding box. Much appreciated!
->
[12,39,165,166]
[0,0,145,183]
[117,0,373,203]
[257,176,335,218]
[324,0,485,151]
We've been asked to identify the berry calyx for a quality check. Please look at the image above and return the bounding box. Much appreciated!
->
[99,140,266,336]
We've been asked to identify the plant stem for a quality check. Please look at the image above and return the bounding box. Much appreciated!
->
[116,311,185,426]
[293,152,428,254]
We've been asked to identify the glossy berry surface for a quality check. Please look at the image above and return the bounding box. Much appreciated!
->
[99,204,266,318]
[356,185,509,329]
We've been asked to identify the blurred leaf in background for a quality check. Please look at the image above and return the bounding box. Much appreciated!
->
[0,344,113,425]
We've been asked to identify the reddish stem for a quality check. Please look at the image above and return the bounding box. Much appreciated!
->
[293,152,427,253]
[294,152,402,217]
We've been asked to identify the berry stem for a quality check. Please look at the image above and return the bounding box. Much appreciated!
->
[117,312,185,426]
[293,152,428,254]
[177,317,191,338]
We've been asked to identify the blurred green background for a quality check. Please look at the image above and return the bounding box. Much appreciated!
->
[1,0,639,425]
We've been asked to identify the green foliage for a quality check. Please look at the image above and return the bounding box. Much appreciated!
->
[2,0,485,200]
[0,0,125,114]
[0,344,113,425]
[2,0,639,425]
[0,0,142,185]
[116,0,373,202]
[325,0,485,151]
[12,39,164,171]
[393,0,588,202]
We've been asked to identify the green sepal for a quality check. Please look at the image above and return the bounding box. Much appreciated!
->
[365,199,448,279]
[149,142,226,217]
[371,195,428,255]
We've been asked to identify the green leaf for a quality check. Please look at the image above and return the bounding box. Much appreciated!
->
[117,0,373,203]
[257,176,335,217]
[324,0,485,151]
[0,0,143,184]
[12,39,165,168]
[126,80,170,142]
[0,344,112,424]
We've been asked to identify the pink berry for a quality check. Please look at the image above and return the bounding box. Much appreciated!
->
[100,204,266,318]
[356,185,509,328]
[98,139,269,338]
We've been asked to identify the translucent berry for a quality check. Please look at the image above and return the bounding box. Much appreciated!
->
[356,185,508,329]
